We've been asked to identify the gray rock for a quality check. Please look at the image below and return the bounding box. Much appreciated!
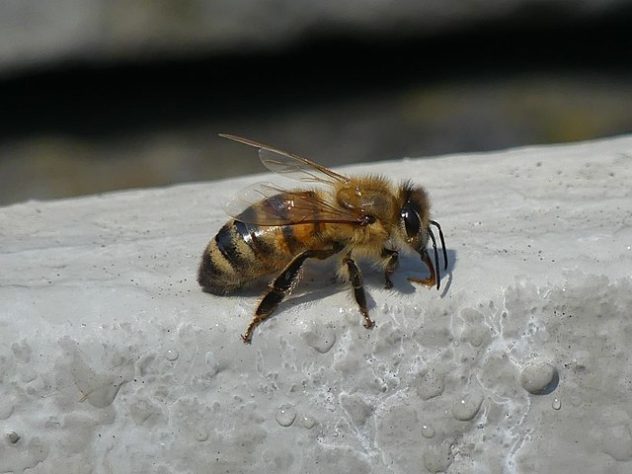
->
[1,136,632,472]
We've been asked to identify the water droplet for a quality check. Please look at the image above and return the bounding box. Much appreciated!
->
[520,360,559,395]
[6,431,20,444]
[205,351,219,377]
[416,369,445,400]
[422,424,435,438]
[452,392,484,421]
[341,394,372,426]
[275,405,297,427]
[0,397,15,420]
[301,416,316,429]
[464,325,487,347]
[423,441,454,473]
[11,341,32,363]
[303,327,336,354]
[194,427,209,442]
[552,397,562,410]
[165,349,179,361]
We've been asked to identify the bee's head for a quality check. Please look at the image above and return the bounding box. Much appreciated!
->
[398,183,447,289]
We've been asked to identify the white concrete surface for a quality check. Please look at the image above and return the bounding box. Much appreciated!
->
[1,136,632,473]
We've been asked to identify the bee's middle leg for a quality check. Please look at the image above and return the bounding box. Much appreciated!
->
[381,248,399,289]
[242,246,341,343]
[343,255,375,329]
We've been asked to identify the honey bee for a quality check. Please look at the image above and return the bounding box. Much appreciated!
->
[198,134,448,343]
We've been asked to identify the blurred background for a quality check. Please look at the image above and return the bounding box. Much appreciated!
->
[1,0,631,205]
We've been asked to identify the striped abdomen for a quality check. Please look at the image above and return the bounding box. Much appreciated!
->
[197,219,319,294]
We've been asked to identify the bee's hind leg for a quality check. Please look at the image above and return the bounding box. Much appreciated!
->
[242,246,342,343]
[381,248,399,289]
[343,255,375,329]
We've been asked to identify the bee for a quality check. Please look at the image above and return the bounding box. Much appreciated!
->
[198,134,448,343]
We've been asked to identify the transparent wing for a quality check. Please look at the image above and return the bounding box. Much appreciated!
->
[219,133,349,185]
[223,183,297,225]
[224,182,366,226]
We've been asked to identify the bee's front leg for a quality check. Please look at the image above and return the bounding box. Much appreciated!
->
[381,248,399,289]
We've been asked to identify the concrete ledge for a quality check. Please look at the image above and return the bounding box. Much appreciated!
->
[1,136,632,472]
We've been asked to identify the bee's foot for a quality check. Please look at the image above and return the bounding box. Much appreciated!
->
[241,333,252,344]
[384,278,394,290]
[363,318,375,329]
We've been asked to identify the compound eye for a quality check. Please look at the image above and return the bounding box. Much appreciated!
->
[401,203,421,239]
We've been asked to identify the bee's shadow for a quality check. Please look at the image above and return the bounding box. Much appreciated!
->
[231,249,457,310]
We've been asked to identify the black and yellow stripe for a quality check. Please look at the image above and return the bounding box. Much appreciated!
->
[198,220,321,294]
[198,191,330,294]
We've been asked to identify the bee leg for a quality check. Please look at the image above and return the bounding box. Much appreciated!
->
[242,247,341,343]
[381,248,399,289]
[343,255,375,329]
